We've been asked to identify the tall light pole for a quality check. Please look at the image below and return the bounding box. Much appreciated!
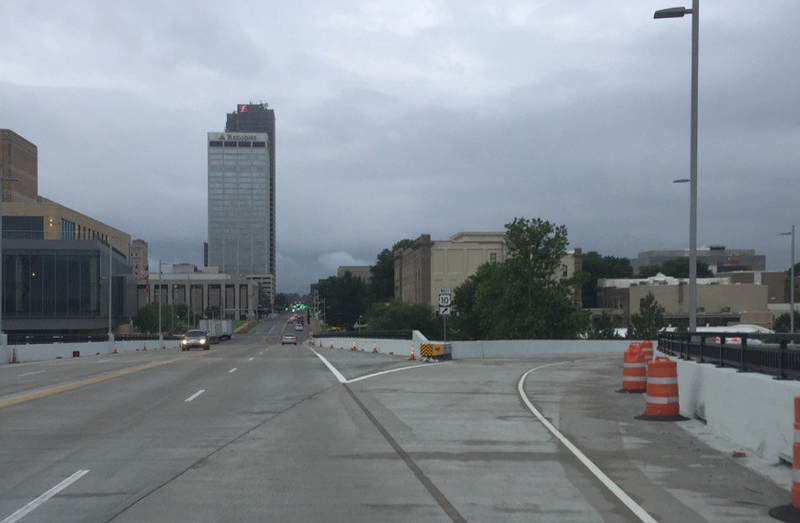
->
[656,0,699,332]
[782,225,796,334]
[108,240,113,341]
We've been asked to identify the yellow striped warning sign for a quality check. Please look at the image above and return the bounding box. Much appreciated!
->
[420,343,444,357]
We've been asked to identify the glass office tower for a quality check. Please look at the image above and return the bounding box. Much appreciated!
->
[207,132,270,277]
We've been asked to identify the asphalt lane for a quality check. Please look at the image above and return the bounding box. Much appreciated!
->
[1,322,791,522]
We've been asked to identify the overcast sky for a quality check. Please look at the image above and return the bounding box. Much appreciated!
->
[2,1,798,294]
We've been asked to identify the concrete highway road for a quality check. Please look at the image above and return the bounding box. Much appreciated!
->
[0,315,791,522]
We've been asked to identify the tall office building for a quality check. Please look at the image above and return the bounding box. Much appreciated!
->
[207,103,275,306]
[225,103,276,283]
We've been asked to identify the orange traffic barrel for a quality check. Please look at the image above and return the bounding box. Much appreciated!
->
[636,356,686,421]
[769,396,800,521]
[641,340,654,361]
[617,343,646,393]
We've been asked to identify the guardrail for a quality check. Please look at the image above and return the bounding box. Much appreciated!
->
[315,330,413,340]
[658,331,800,380]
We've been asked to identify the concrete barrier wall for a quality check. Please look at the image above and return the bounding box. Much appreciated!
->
[1,338,181,364]
[313,336,631,359]
[452,339,631,359]
[668,352,800,463]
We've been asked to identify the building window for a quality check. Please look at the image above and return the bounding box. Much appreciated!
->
[209,141,223,147]
[61,219,76,240]
[253,141,266,147]
[562,265,569,277]
[489,252,497,263]
[2,216,44,239]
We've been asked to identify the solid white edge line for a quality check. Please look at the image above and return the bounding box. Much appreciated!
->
[305,343,450,384]
[185,390,205,402]
[269,325,276,334]
[1,469,89,523]
[518,363,659,523]
[346,362,451,383]
[228,368,237,373]
[306,345,347,383]
[17,370,46,377]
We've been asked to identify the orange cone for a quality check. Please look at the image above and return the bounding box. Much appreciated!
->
[142,344,148,351]
[373,342,378,354]
[11,347,19,364]
[112,347,119,355]
[409,344,415,361]
[330,341,334,349]
[351,341,357,351]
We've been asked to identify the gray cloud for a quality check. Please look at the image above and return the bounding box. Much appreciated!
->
[2,1,798,293]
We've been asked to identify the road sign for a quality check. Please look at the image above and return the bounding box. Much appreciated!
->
[439,289,452,315]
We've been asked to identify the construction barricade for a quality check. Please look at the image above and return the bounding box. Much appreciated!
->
[618,342,646,393]
[769,396,800,522]
[641,340,654,361]
[636,356,686,421]
[419,343,452,362]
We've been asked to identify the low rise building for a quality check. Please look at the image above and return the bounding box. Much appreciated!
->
[596,273,770,328]
[143,265,259,323]
[631,246,766,274]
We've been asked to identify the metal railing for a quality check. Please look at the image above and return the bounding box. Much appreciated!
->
[658,331,800,380]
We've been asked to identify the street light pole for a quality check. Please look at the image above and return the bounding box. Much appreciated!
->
[108,240,113,341]
[783,225,796,334]
[655,0,699,332]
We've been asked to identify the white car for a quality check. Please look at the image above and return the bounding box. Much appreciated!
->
[282,334,297,345]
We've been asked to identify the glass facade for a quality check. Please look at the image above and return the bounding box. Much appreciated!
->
[2,241,133,323]
[207,133,271,276]
[2,216,44,239]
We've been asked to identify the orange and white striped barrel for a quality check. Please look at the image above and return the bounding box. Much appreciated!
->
[622,343,647,392]
[643,357,679,417]
[641,340,654,361]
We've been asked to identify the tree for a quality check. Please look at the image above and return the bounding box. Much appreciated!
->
[773,311,800,333]
[369,239,414,303]
[450,217,588,340]
[274,293,289,310]
[204,306,220,319]
[588,312,619,339]
[660,258,713,278]
[581,251,633,308]
[317,271,368,329]
[628,293,664,340]
[636,265,661,278]
[364,300,439,339]
[134,303,178,334]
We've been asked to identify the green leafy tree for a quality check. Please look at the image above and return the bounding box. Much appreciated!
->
[628,293,664,340]
[660,258,713,278]
[274,293,289,310]
[364,300,439,339]
[174,303,188,322]
[134,303,177,334]
[204,306,220,319]
[588,312,619,339]
[317,271,368,329]
[773,311,800,333]
[451,217,588,340]
[636,265,661,278]
[581,251,633,308]
[369,239,414,303]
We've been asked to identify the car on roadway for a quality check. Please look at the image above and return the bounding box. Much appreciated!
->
[282,334,297,345]
[294,322,303,332]
[182,330,210,351]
